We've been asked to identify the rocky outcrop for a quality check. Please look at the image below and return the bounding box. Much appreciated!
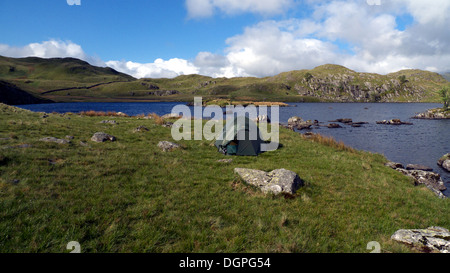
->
[385,162,447,198]
[290,66,444,102]
[391,227,450,253]
[157,141,181,152]
[91,132,116,142]
[413,108,450,119]
[234,168,304,195]
[438,154,450,172]
[147,90,179,96]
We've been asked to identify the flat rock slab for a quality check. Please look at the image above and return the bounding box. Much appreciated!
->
[100,120,117,124]
[91,132,116,142]
[217,159,233,163]
[234,168,304,195]
[391,227,450,253]
[158,141,181,152]
[39,137,70,144]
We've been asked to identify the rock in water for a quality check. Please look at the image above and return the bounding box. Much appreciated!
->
[406,164,433,171]
[91,132,116,142]
[234,168,304,195]
[327,123,342,128]
[288,116,303,127]
[376,119,413,125]
[391,227,450,253]
[438,154,450,172]
[157,141,181,152]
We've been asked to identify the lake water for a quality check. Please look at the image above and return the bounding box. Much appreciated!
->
[16,102,450,196]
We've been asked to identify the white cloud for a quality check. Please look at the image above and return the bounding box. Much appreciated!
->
[399,0,450,25]
[209,0,450,76]
[106,58,199,79]
[223,20,339,77]
[185,0,294,18]
[0,39,105,67]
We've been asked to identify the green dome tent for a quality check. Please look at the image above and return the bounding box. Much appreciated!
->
[215,116,265,156]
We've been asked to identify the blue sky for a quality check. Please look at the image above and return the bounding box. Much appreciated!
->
[1,0,449,78]
[0,0,261,61]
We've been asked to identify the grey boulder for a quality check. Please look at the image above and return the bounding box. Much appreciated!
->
[157,141,181,152]
[234,168,304,195]
[91,132,116,142]
[100,120,117,124]
[391,227,450,253]
[438,154,450,172]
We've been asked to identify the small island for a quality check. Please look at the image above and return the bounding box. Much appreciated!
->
[413,108,450,119]
[413,86,450,119]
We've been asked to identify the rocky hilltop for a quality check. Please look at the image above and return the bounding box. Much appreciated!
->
[270,64,449,102]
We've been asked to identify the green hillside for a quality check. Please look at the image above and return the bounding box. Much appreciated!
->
[0,56,449,104]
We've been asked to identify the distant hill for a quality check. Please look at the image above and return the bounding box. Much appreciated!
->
[440,72,450,82]
[0,56,448,104]
[0,80,53,105]
[0,56,135,82]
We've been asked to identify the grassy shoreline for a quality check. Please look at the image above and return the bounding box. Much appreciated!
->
[0,104,449,253]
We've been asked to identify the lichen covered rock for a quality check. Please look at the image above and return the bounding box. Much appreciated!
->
[234,168,304,195]
[391,227,450,253]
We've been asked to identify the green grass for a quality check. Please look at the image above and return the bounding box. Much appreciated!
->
[0,104,448,253]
